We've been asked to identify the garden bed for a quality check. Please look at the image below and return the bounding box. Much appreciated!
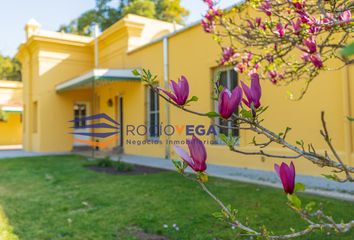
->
[86,164,168,176]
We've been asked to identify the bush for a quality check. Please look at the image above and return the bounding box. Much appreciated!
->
[96,157,114,167]
[115,161,134,172]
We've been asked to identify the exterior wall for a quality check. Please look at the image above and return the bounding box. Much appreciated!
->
[0,80,23,146]
[0,112,22,145]
[16,13,353,176]
[124,19,354,176]
[19,41,94,152]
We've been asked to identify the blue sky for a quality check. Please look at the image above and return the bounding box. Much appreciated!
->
[0,0,236,57]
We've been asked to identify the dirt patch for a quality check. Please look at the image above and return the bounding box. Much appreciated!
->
[132,231,169,240]
[86,164,168,176]
[117,225,169,240]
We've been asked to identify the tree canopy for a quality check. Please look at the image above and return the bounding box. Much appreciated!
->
[58,0,189,36]
[0,54,21,81]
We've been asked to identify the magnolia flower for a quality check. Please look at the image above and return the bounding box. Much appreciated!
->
[293,1,304,10]
[291,19,302,34]
[201,1,222,33]
[260,0,272,17]
[274,162,296,194]
[339,10,352,23]
[268,70,277,80]
[303,36,317,54]
[174,135,207,172]
[235,62,246,73]
[308,17,321,34]
[203,0,214,8]
[275,23,287,37]
[256,17,262,27]
[159,76,189,106]
[218,86,242,119]
[309,53,323,68]
[302,52,323,68]
[297,10,311,24]
[241,72,262,109]
[220,48,239,65]
[201,19,212,33]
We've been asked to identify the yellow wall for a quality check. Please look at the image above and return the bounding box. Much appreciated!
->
[16,12,353,177]
[0,112,22,145]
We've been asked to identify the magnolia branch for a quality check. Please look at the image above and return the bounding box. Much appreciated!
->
[147,83,354,181]
[199,180,354,239]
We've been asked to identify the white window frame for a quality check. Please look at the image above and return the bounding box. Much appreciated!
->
[74,103,88,128]
[214,68,240,145]
[146,87,160,140]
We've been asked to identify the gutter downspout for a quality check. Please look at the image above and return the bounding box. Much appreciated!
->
[163,37,170,159]
[343,65,352,166]
[91,24,99,159]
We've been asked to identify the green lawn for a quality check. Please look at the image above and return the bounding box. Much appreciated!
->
[0,155,353,240]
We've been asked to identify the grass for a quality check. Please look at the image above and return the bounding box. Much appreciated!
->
[0,155,352,240]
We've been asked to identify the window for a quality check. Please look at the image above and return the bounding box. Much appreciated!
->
[74,104,87,128]
[33,101,38,133]
[215,68,239,142]
[147,88,160,138]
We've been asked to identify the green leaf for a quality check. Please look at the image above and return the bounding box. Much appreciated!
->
[294,182,305,193]
[131,69,140,76]
[305,201,316,212]
[219,134,228,144]
[287,194,302,209]
[322,173,341,182]
[341,41,354,57]
[171,160,187,173]
[347,116,354,122]
[185,96,198,105]
[240,109,253,119]
[206,111,219,118]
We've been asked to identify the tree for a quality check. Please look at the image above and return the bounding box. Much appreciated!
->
[123,0,156,19]
[0,54,21,81]
[202,0,353,99]
[58,0,189,36]
[154,0,189,24]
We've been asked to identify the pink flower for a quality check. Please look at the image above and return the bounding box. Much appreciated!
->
[220,48,239,65]
[303,36,317,54]
[265,54,274,63]
[293,1,304,10]
[259,0,272,16]
[256,17,262,27]
[297,10,311,24]
[339,10,352,23]
[309,53,323,68]
[274,162,296,194]
[158,76,189,106]
[201,19,212,33]
[218,86,242,119]
[275,23,287,38]
[302,53,323,68]
[241,72,262,109]
[291,19,302,34]
[235,62,246,73]
[174,135,207,172]
[308,17,321,34]
[201,1,222,33]
[268,70,277,79]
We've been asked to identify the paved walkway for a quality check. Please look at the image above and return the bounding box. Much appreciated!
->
[0,150,68,159]
[117,154,354,201]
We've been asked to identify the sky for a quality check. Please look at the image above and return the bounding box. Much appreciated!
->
[0,0,236,57]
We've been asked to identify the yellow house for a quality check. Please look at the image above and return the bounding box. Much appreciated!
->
[0,80,23,146]
[16,12,353,177]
